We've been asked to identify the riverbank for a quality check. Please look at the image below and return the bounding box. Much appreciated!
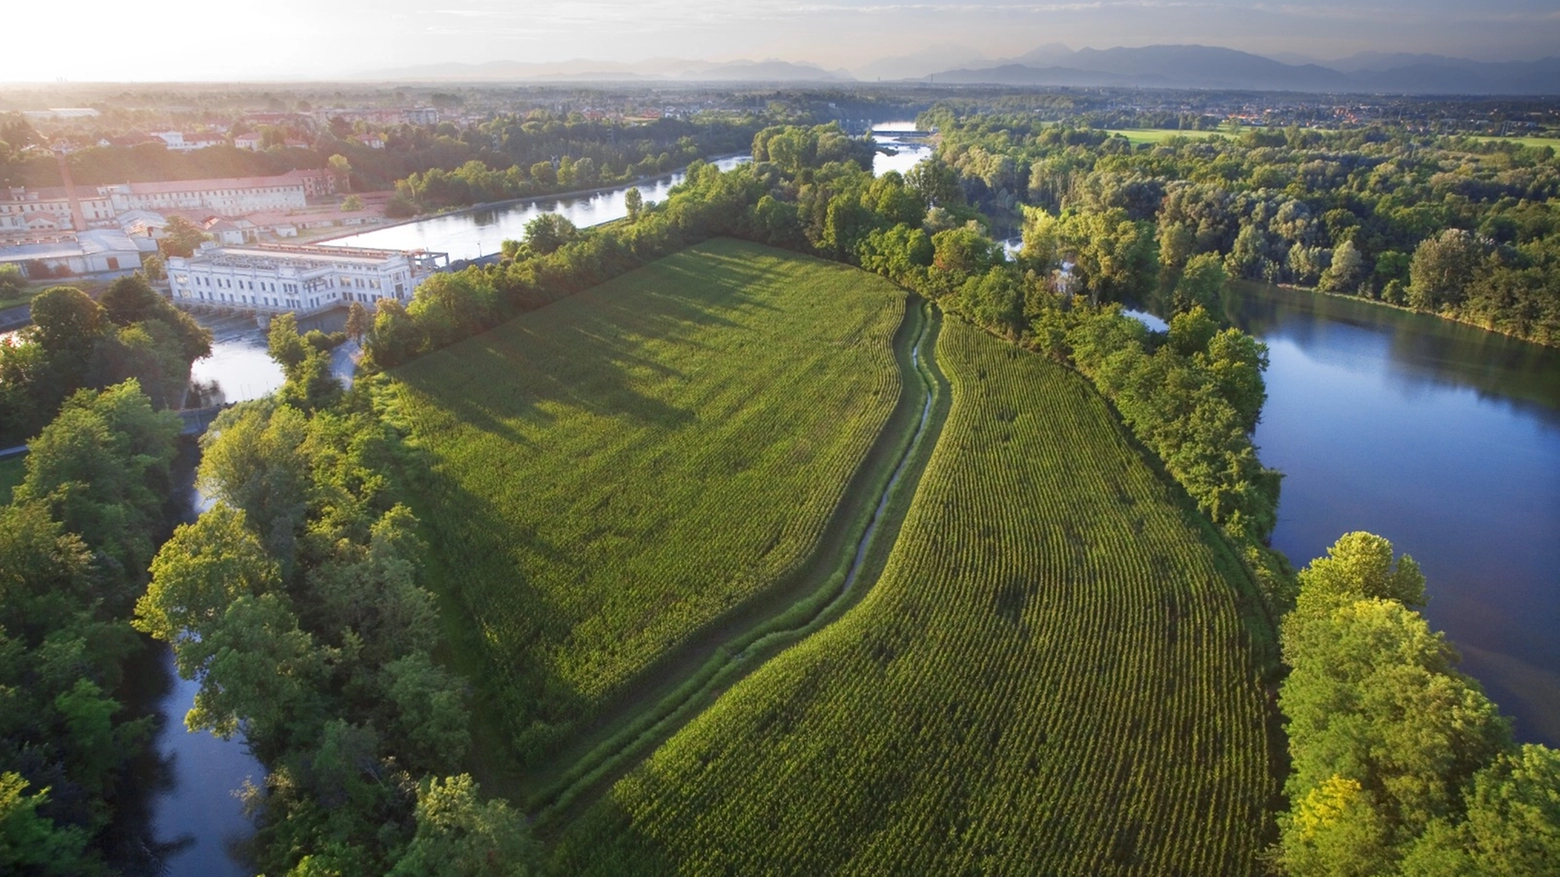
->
[1274,281,1559,350]
[311,152,750,248]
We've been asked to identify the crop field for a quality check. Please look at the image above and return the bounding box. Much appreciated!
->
[554,319,1276,875]
[385,239,907,759]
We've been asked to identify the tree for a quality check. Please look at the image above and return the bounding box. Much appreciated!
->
[140,253,165,283]
[277,348,341,413]
[905,158,963,209]
[0,263,23,299]
[1279,774,1394,877]
[29,286,104,359]
[1171,252,1228,317]
[328,154,352,193]
[1018,205,1061,272]
[1321,238,1365,293]
[0,773,92,876]
[18,380,180,596]
[159,215,210,259]
[134,502,281,660]
[1200,328,1269,433]
[366,299,422,369]
[196,403,311,566]
[267,313,309,373]
[390,775,533,877]
[345,301,370,345]
[1292,531,1426,617]
[523,213,578,255]
[341,194,364,211]
[382,653,470,774]
[0,500,95,642]
[1408,229,1485,311]
[623,187,643,223]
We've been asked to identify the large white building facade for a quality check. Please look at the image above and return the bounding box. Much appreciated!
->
[167,242,448,316]
[0,169,334,233]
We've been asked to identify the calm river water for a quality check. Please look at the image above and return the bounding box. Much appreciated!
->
[1222,285,1560,745]
[321,155,750,262]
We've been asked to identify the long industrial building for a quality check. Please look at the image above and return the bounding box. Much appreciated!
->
[0,168,335,233]
[166,242,448,316]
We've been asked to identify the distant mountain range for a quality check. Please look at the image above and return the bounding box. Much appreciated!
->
[357,58,852,84]
[361,45,1560,94]
[922,45,1560,94]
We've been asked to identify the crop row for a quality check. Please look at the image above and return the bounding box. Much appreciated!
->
[386,240,908,756]
[555,319,1274,875]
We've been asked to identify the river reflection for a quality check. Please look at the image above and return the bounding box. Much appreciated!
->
[322,155,750,262]
[872,121,932,177]
[1212,283,1560,745]
[112,447,262,877]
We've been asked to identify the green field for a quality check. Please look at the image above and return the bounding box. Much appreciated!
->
[1473,134,1560,149]
[555,319,1276,874]
[1109,127,1226,145]
[387,239,908,760]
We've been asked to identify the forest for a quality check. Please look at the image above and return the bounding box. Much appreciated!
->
[923,109,1560,345]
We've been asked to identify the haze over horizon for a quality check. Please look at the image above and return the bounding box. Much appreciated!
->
[7,0,1559,83]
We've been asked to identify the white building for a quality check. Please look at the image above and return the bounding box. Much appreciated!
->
[0,169,335,233]
[234,133,264,151]
[97,169,334,216]
[21,108,100,121]
[1,186,117,233]
[154,131,227,152]
[0,229,147,278]
[167,242,448,317]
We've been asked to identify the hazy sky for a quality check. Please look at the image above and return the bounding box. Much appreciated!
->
[8,0,1559,81]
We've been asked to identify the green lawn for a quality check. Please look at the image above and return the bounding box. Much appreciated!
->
[1472,135,1560,149]
[555,319,1276,875]
[386,239,907,762]
[1109,127,1226,145]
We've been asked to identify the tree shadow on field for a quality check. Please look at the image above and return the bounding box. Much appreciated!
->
[402,426,592,777]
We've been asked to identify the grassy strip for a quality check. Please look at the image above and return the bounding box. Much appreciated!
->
[525,301,949,829]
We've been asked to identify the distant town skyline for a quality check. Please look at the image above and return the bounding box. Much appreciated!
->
[7,0,1559,82]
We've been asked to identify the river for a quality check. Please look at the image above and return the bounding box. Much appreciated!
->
[872,122,933,177]
[319,155,750,263]
[1136,283,1560,748]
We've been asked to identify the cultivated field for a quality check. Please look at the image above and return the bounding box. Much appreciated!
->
[386,239,907,758]
[555,319,1276,875]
